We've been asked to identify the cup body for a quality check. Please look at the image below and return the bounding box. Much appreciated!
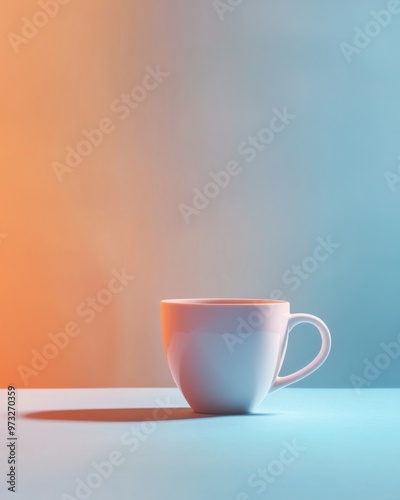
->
[161,299,290,414]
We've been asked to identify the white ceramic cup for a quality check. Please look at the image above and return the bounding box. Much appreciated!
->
[161,299,331,414]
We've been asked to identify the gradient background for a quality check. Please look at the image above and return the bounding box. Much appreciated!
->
[1,0,399,388]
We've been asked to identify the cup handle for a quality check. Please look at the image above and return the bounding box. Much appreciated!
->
[270,313,331,392]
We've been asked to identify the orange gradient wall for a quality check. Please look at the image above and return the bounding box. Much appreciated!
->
[0,0,182,387]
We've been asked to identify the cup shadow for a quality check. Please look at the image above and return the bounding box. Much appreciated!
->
[23,408,278,422]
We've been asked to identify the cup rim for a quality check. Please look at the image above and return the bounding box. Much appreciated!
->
[160,298,288,306]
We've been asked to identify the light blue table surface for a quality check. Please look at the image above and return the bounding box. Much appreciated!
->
[0,388,398,500]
